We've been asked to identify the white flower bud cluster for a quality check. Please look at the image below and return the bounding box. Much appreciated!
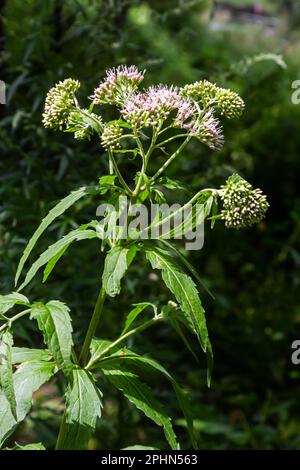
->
[220,174,269,229]
[215,88,245,119]
[180,80,245,119]
[101,122,123,150]
[43,79,80,130]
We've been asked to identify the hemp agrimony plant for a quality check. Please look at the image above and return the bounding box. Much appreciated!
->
[0,66,269,450]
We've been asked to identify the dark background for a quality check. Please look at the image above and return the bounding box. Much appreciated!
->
[1,0,300,449]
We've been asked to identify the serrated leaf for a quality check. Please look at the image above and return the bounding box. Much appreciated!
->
[0,360,56,447]
[15,186,89,286]
[0,330,17,419]
[102,367,179,450]
[96,351,196,448]
[58,368,102,450]
[122,303,156,334]
[30,301,73,378]
[102,245,137,297]
[18,226,97,291]
[161,239,215,300]
[144,246,213,385]
[11,347,50,364]
[0,293,30,315]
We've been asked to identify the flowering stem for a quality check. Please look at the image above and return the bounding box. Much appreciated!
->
[156,133,188,148]
[79,287,106,366]
[108,149,132,196]
[86,314,164,370]
[158,124,174,136]
[151,135,192,181]
[138,188,217,239]
[132,130,148,197]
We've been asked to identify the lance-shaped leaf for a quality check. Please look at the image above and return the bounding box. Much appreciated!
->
[0,330,17,419]
[94,350,196,448]
[18,226,97,291]
[58,368,102,450]
[0,359,56,447]
[31,301,73,378]
[102,245,137,297]
[144,246,213,385]
[0,293,30,316]
[15,186,90,285]
[102,367,179,450]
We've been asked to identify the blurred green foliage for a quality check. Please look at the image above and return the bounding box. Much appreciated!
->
[1,0,300,449]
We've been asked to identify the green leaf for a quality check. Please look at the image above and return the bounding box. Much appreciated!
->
[114,119,132,129]
[59,368,102,450]
[11,347,50,364]
[0,360,56,447]
[98,175,117,194]
[144,245,213,385]
[102,367,179,450]
[156,176,191,193]
[88,339,115,366]
[97,350,196,448]
[145,191,213,241]
[15,186,90,286]
[102,245,137,297]
[18,226,97,291]
[0,330,17,420]
[42,242,72,282]
[163,305,199,363]
[210,195,219,229]
[31,301,73,378]
[160,239,215,300]
[122,303,157,334]
[10,442,45,450]
[0,293,30,315]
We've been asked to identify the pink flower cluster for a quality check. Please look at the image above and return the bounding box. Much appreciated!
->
[121,85,196,130]
[91,65,145,106]
[197,111,224,150]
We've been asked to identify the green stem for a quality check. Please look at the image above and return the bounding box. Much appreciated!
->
[0,308,31,333]
[79,287,106,366]
[156,133,188,148]
[108,149,132,196]
[151,135,192,181]
[87,315,163,370]
[132,127,159,197]
[158,124,173,135]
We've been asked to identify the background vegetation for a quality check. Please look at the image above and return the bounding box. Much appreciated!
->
[1,0,300,449]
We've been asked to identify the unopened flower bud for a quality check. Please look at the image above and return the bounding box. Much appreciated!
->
[220,174,269,228]
[43,78,80,130]
[101,122,123,150]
